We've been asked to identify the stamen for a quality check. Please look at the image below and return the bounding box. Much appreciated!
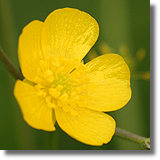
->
[46,96,57,108]
[49,88,61,99]
[35,56,94,115]
[55,85,63,92]
[58,93,69,104]
[44,70,54,83]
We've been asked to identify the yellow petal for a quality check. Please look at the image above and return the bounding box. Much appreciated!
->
[18,20,44,82]
[41,8,99,60]
[14,80,56,131]
[55,107,115,146]
[85,54,131,112]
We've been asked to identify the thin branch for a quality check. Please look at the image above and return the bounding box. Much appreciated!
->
[115,127,150,150]
[0,47,23,80]
[0,46,150,150]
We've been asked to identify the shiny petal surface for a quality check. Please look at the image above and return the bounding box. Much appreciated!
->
[55,107,115,146]
[85,54,131,112]
[41,8,99,60]
[18,20,44,82]
[14,80,56,131]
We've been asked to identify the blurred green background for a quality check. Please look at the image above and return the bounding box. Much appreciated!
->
[0,0,150,150]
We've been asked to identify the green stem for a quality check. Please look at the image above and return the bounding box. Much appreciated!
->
[115,127,150,150]
[0,47,150,149]
[0,47,23,80]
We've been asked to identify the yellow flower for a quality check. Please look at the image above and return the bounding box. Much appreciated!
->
[14,8,131,146]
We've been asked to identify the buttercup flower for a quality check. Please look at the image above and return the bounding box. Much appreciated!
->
[14,8,131,146]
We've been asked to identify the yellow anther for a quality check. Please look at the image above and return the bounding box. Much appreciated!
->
[70,91,79,102]
[58,93,69,104]
[36,57,91,113]
[35,84,47,97]
[46,96,57,108]
[44,70,54,82]
[55,85,63,92]
[46,96,51,103]
[49,88,61,99]
[70,91,77,97]
[70,95,79,102]
[37,90,46,97]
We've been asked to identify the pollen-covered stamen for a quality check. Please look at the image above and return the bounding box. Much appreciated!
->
[34,56,95,115]
[35,84,47,97]
[49,88,61,99]
[44,70,54,83]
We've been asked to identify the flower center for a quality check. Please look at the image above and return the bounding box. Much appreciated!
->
[34,55,93,115]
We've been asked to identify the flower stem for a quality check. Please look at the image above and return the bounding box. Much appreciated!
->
[115,127,150,150]
[0,47,150,149]
[0,47,23,81]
